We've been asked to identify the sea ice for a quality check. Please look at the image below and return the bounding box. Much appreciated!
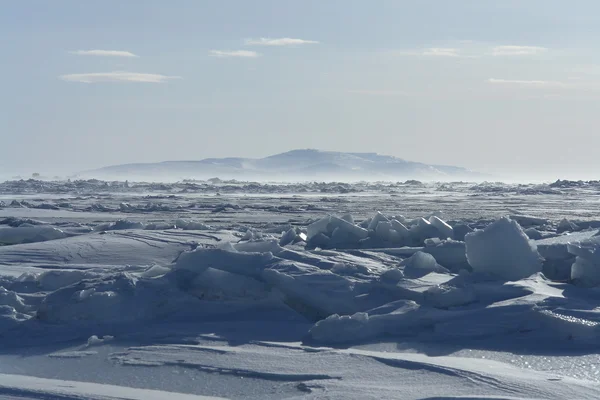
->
[188,267,269,301]
[328,216,369,240]
[465,217,542,281]
[408,218,441,244]
[568,236,600,287]
[524,227,543,240]
[452,223,473,241]
[0,226,67,245]
[174,247,274,278]
[390,219,410,239]
[375,221,393,241]
[279,228,298,246]
[558,218,580,233]
[368,211,389,231]
[87,335,114,347]
[401,251,449,278]
[509,214,549,227]
[175,219,212,230]
[94,219,145,231]
[306,216,331,240]
[423,284,477,308]
[423,240,469,272]
[428,216,454,239]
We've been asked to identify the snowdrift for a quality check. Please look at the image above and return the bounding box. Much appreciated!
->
[0,226,67,245]
[1,210,600,352]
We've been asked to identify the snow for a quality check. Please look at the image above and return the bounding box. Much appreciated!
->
[87,334,114,346]
[2,179,600,398]
[95,219,146,231]
[0,373,223,399]
[35,272,191,324]
[176,219,212,230]
[0,226,67,245]
[535,229,599,280]
[568,236,600,287]
[400,251,449,278]
[423,284,477,308]
[465,217,542,281]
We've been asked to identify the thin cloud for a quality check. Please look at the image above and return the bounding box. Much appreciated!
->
[348,90,412,96]
[491,45,548,56]
[392,44,547,58]
[59,71,181,83]
[69,50,139,58]
[245,38,319,46]
[393,47,465,57]
[422,48,460,57]
[209,50,260,58]
[487,78,566,88]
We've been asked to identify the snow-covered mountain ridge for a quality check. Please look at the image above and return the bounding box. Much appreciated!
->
[84,149,485,181]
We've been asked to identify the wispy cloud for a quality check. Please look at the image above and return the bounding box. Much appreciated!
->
[245,38,319,46]
[487,78,566,88]
[59,71,181,83]
[393,44,548,58]
[422,47,460,57]
[347,90,412,96]
[491,45,548,56]
[69,50,139,58]
[209,50,260,58]
[393,47,467,57]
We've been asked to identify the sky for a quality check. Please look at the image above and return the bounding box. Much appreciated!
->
[2,0,600,181]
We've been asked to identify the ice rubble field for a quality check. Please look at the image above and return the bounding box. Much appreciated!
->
[3,179,600,398]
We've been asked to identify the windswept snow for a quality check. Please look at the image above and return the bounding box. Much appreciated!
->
[0,226,67,245]
[2,178,600,398]
[0,373,223,399]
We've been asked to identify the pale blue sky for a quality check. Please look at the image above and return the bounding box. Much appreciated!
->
[2,1,600,180]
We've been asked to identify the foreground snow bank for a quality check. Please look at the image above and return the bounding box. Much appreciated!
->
[36,272,204,323]
[0,226,67,245]
[308,275,600,344]
[0,373,223,400]
[5,209,600,349]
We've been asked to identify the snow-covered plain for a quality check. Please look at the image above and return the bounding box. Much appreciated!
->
[2,178,600,399]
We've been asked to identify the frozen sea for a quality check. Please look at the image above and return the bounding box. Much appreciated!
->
[1,178,600,399]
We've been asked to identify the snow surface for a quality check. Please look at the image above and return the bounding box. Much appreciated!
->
[1,178,600,398]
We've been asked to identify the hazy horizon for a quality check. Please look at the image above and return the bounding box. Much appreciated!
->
[0,148,592,185]
[3,1,600,182]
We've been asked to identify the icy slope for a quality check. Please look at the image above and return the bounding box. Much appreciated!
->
[0,373,223,400]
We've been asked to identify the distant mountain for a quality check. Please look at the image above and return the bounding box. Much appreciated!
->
[81,149,485,182]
